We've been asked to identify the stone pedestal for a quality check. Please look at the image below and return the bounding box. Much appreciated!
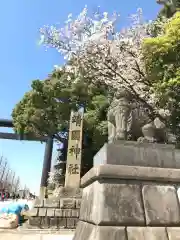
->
[93,141,180,168]
[27,188,82,229]
[73,163,180,240]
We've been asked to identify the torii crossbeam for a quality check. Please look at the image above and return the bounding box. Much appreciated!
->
[0,119,53,198]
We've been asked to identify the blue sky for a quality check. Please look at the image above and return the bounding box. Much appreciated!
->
[0,0,161,195]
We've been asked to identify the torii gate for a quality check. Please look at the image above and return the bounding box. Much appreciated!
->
[0,119,53,198]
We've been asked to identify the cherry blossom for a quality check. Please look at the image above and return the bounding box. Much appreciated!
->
[39,6,168,116]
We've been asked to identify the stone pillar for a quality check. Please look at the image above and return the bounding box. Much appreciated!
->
[65,108,84,189]
[26,110,84,230]
[40,137,53,198]
[73,142,180,240]
[25,111,83,229]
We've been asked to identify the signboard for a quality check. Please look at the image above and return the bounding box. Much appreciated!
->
[65,108,84,188]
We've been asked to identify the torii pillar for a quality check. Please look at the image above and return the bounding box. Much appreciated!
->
[39,137,53,198]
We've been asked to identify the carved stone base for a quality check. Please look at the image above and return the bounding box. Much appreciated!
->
[73,222,126,240]
[73,164,180,239]
[74,222,180,240]
[25,196,82,229]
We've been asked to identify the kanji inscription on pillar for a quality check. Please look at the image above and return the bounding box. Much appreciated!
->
[65,108,84,188]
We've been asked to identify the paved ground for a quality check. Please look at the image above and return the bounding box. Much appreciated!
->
[0,233,74,240]
[0,200,74,239]
[0,229,74,239]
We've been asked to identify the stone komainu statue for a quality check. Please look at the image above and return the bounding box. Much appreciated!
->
[107,89,175,143]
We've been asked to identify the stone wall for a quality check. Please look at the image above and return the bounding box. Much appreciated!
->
[73,164,180,240]
[28,197,81,229]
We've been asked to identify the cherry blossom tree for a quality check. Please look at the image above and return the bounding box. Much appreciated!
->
[39,6,168,118]
[48,169,63,187]
[38,6,177,189]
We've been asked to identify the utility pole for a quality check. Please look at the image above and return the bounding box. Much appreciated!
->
[0,156,3,166]
[3,167,10,190]
[0,156,3,188]
[23,184,27,198]
[14,177,20,193]
[10,171,15,193]
[0,160,7,189]
[7,169,13,192]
